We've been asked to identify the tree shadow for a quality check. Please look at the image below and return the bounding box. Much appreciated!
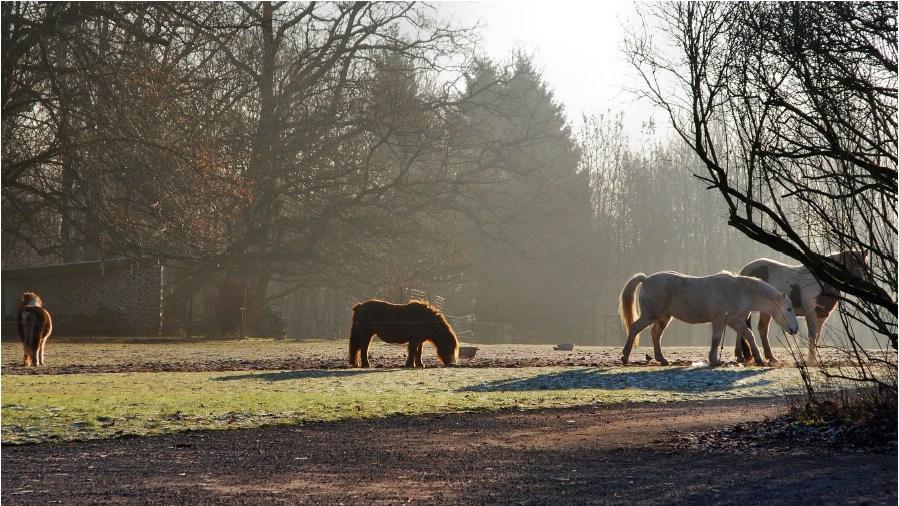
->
[211,369,381,382]
[459,367,775,394]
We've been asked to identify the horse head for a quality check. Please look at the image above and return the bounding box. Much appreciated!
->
[772,292,800,334]
[20,292,43,308]
[434,325,460,367]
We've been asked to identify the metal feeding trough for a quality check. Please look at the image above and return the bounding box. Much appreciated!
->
[554,343,575,351]
[459,346,479,359]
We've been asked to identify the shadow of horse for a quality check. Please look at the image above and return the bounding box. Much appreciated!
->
[212,369,381,382]
[459,367,775,394]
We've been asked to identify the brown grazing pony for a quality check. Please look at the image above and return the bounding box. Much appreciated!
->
[348,300,459,368]
[17,292,53,367]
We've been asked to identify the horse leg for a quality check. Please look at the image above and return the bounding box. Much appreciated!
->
[36,336,44,366]
[359,335,373,368]
[708,319,726,367]
[731,320,765,366]
[734,321,746,363]
[404,341,417,368]
[622,316,653,365]
[348,325,363,367]
[756,313,777,364]
[803,303,821,366]
[414,341,425,368]
[23,334,35,367]
[22,341,31,367]
[650,318,671,365]
[39,333,50,366]
[815,311,830,345]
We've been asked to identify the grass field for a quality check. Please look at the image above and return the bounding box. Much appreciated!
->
[1,338,346,367]
[3,339,877,445]
[3,364,809,444]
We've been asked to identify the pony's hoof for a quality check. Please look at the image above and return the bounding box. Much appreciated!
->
[658,358,670,366]
[766,357,779,365]
[621,356,629,365]
[754,359,766,366]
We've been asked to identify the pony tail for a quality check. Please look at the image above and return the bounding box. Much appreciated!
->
[19,310,37,366]
[619,273,647,335]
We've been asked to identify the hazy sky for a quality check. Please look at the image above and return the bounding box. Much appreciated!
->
[436,1,666,142]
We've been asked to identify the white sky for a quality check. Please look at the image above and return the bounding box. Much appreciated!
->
[435,0,668,142]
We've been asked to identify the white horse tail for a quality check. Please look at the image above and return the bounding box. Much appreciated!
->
[619,273,647,335]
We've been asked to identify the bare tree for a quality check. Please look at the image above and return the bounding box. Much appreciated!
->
[2,5,478,282]
[2,3,242,265]
[3,2,504,335]
[626,2,897,354]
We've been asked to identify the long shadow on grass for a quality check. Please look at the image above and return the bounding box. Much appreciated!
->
[460,367,774,394]
[212,369,381,382]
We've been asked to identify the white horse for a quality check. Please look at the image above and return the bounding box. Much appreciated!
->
[619,271,800,367]
[738,250,867,366]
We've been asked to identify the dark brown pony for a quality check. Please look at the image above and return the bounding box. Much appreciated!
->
[17,292,53,367]
[348,300,459,368]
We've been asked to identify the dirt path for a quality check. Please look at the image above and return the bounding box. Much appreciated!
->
[3,397,895,505]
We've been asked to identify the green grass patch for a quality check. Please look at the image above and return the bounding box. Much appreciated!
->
[1,338,343,367]
[2,366,809,444]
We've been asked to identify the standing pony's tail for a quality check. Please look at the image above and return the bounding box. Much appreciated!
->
[19,310,37,367]
[348,303,364,367]
[348,323,362,367]
[619,273,647,337]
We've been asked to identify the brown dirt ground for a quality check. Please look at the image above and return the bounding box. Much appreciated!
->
[2,397,895,505]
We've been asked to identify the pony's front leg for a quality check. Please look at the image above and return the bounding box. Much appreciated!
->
[756,313,778,364]
[732,320,765,366]
[812,312,831,363]
[359,336,372,368]
[803,304,821,366]
[414,341,424,368]
[734,317,753,364]
[404,342,417,368]
[733,327,745,363]
[708,319,726,367]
